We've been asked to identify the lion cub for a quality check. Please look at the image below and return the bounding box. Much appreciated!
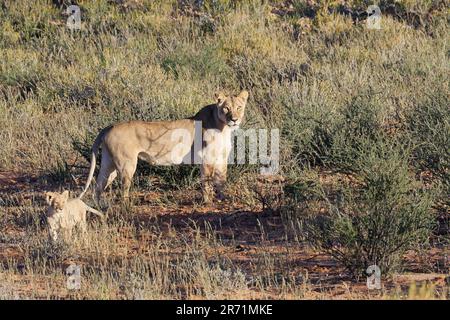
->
[45,190,104,242]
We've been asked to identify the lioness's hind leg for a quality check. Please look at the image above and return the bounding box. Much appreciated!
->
[106,170,118,190]
[96,170,117,195]
[95,151,116,202]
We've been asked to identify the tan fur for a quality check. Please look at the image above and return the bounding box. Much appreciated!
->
[80,90,249,203]
[45,190,104,242]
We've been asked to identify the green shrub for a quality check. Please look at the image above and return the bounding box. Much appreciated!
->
[284,93,385,171]
[405,92,450,195]
[283,140,435,277]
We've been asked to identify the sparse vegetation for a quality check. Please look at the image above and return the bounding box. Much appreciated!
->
[0,0,448,299]
[283,140,436,277]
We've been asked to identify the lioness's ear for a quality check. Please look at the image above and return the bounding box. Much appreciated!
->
[237,90,249,103]
[215,92,227,106]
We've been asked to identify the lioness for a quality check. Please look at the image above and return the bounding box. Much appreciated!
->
[80,90,249,203]
[45,190,104,242]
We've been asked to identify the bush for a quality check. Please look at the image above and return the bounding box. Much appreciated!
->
[405,92,450,196]
[283,140,435,277]
[284,93,385,171]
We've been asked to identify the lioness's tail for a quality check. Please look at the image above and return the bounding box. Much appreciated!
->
[85,205,105,219]
[78,126,113,199]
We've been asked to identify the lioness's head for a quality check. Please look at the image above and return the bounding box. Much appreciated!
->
[45,190,69,211]
[215,90,249,128]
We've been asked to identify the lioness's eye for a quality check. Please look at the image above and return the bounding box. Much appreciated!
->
[223,107,229,113]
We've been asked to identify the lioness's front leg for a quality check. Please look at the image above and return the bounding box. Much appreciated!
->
[213,163,227,201]
[201,163,227,203]
[201,164,214,203]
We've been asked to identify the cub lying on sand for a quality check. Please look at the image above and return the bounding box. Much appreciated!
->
[45,190,104,242]
[80,90,249,203]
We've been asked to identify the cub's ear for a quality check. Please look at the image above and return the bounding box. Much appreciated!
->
[61,190,69,202]
[237,90,249,102]
[215,92,227,106]
[45,192,53,205]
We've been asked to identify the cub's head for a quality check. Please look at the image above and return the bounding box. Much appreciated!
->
[215,90,249,128]
[45,190,69,211]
